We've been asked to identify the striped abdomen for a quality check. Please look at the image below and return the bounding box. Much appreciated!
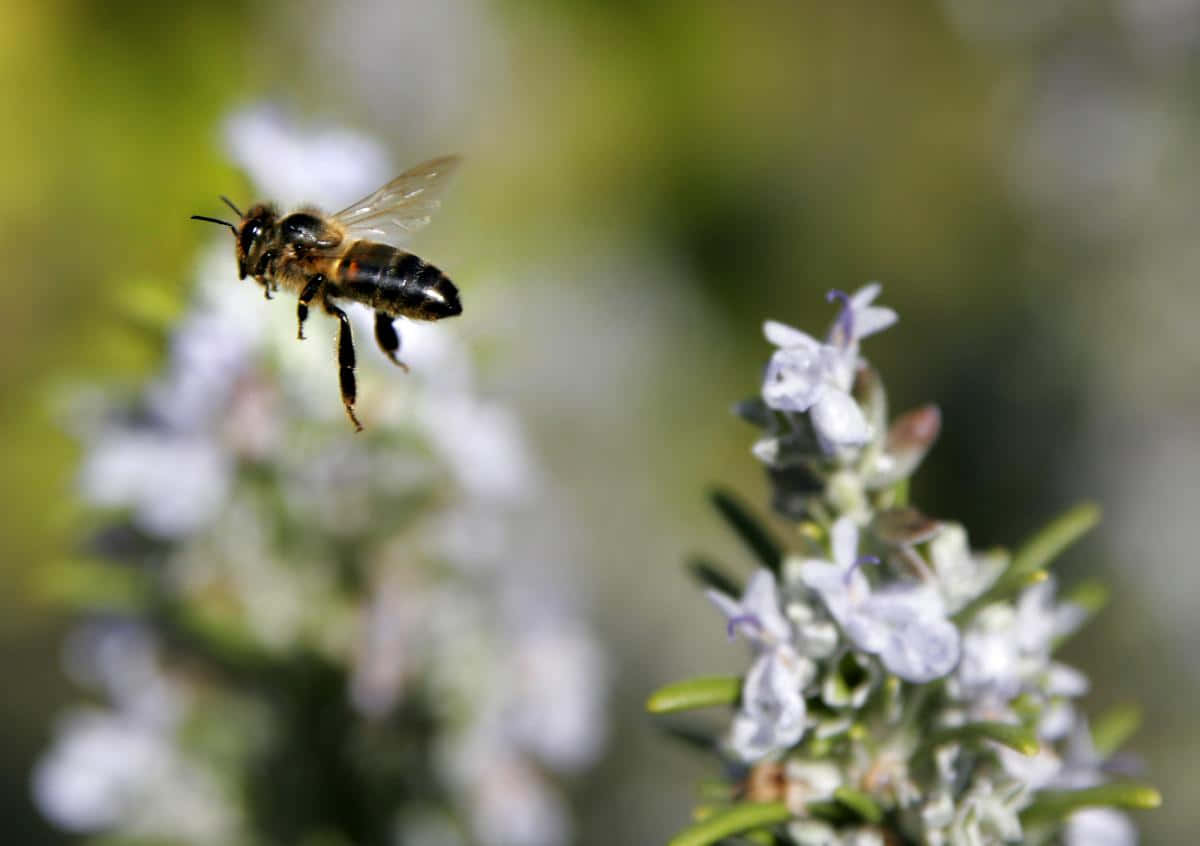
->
[335,241,461,320]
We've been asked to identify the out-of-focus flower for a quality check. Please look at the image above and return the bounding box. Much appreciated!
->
[34,630,237,844]
[41,108,608,846]
[225,104,390,209]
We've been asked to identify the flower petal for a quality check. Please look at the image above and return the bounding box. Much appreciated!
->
[729,649,810,762]
[764,320,818,350]
[810,389,871,449]
[863,588,960,682]
[742,570,792,644]
[854,306,898,340]
[849,282,882,310]
[830,516,860,571]
[763,347,827,412]
[1064,808,1138,846]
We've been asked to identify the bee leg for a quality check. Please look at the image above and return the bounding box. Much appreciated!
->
[297,276,323,340]
[373,312,409,372]
[255,251,277,299]
[324,297,363,432]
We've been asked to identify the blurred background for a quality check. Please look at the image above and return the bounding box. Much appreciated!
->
[1,0,1197,843]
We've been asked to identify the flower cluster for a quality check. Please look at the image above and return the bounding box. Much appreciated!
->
[35,109,607,846]
[649,286,1158,846]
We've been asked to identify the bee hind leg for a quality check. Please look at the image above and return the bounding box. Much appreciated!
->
[323,297,363,432]
[297,275,324,340]
[373,312,409,373]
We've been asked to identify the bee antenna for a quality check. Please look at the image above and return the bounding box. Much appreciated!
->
[219,195,243,217]
[191,215,238,235]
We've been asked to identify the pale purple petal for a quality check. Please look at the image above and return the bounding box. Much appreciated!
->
[741,570,792,644]
[764,320,819,350]
[1064,808,1138,846]
[707,569,792,648]
[862,588,960,682]
[810,389,871,448]
[1016,580,1060,655]
[799,561,861,631]
[705,589,744,624]
[996,742,1062,790]
[830,517,859,570]
[1045,663,1090,698]
[763,347,827,412]
[849,282,882,310]
[853,306,898,340]
[728,648,809,762]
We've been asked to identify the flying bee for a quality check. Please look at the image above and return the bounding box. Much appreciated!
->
[191,155,463,431]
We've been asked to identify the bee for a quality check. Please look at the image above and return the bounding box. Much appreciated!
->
[191,155,463,431]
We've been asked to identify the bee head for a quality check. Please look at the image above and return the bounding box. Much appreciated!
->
[235,205,277,280]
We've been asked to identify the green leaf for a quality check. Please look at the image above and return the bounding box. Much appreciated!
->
[833,787,884,823]
[1063,579,1110,615]
[659,721,720,752]
[647,676,741,714]
[1020,783,1161,825]
[923,721,1040,756]
[1091,704,1143,758]
[686,556,743,597]
[1010,502,1101,580]
[709,488,783,575]
[667,802,790,846]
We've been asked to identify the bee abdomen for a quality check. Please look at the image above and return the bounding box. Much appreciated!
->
[337,241,461,320]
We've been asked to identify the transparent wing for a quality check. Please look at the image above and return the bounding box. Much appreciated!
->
[333,154,462,244]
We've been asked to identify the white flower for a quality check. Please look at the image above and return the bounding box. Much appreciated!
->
[1015,577,1088,652]
[952,577,1089,704]
[466,756,569,846]
[787,819,842,846]
[707,569,794,650]
[729,645,812,761]
[79,431,232,538]
[761,285,896,452]
[224,104,390,209]
[784,759,843,807]
[927,523,1006,613]
[33,701,234,843]
[507,621,610,773]
[796,517,960,682]
[709,570,813,760]
[762,327,871,451]
[1064,807,1138,846]
[33,708,172,833]
[995,740,1062,791]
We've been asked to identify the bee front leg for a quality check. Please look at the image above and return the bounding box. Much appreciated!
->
[373,312,409,372]
[297,276,324,340]
[324,297,363,432]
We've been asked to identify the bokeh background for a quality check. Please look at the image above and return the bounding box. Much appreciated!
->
[2,0,1197,842]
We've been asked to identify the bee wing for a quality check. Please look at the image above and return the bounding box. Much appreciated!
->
[333,154,462,244]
